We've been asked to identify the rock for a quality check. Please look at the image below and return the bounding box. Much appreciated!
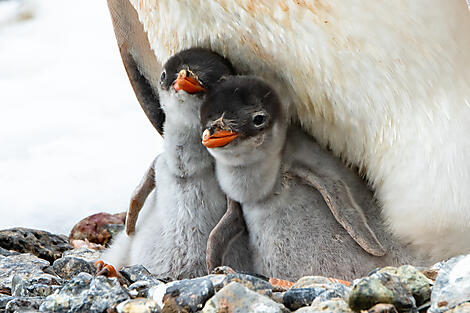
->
[62,247,102,262]
[282,288,326,310]
[206,274,226,291]
[149,282,174,309]
[70,239,105,251]
[4,296,43,313]
[271,292,285,304]
[52,255,95,280]
[0,228,71,263]
[445,303,470,313]
[293,276,332,289]
[162,277,214,312]
[69,212,126,247]
[295,298,352,313]
[378,265,431,306]
[211,266,236,275]
[368,303,399,313]
[222,273,273,295]
[0,295,15,310]
[0,253,50,294]
[116,298,161,313]
[39,272,130,313]
[128,281,160,298]
[311,283,351,303]
[348,272,416,313]
[0,247,19,257]
[202,282,289,313]
[429,254,470,313]
[11,274,61,297]
[119,265,161,285]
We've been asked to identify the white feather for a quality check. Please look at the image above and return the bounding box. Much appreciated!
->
[128,0,470,260]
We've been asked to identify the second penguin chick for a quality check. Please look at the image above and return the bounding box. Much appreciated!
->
[103,49,252,279]
[201,76,425,281]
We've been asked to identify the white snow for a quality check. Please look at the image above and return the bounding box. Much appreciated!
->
[0,0,163,235]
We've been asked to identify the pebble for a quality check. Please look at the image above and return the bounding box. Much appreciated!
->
[293,298,352,313]
[378,265,432,306]
[367,303,399,313]
[52,255,96,280]
[39,272,130,313]
[162,277,214,312]
[202,282,289,313]
[222,273,273,296]
[120,264,162,285]
[4,296,43,313]
[11,275,61,297]
[0,228,71,263]
[69,212,126,247]
[282,288,325,310]
[0,248,19,257]
[445,303,470,313]
[348,272,416,313]
[128,280,159,298]
[62,247,102,262]
[0,253,50,293]
[292,276,332,289]
[116,298,161,313]
[429,254,470,313]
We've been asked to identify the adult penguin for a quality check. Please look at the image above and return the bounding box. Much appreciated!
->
[106,0,470,261]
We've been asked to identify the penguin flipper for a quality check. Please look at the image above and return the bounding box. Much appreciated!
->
[126,156,158,235]
[107,0,165,134]
[290,165,386,257]
[206,198,247,273]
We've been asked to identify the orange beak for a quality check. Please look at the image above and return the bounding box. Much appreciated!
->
[202,128,239,148]
[173,70,205,94]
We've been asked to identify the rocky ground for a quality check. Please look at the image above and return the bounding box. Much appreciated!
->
[0,215,469,313]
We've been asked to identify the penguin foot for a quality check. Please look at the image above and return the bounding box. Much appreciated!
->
[94,260,127,285]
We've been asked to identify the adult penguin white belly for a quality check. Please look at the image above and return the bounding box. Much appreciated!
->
[107,0,470,261]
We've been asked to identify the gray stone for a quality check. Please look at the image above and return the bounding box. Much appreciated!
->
[282,288,325,310]
[378,265,431,306]
[445,303,470,313]
[0,253,50,293]
[62,247,102,262]
[116,298,161,313]
[0,248,19,257]
[202,282,289,313]
[163,277,214,312]
[5,297,43,313]
[128,280,160,298]
[11,275,61,297]
[119,265,161,285]
[429,254,470,313]
[222,273,273,295]
[295,298,352,313]
[348,272,416,313]
[0,296,15,310]
[52,255,95,280]
[293,276,332,289]
[367,303,399,313]
[207,274,226,291]
[311,283,351,303]
[0,228,71,263]
[39,272,130,313]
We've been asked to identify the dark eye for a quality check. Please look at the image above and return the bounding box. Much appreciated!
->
[253,114,266,126]
[160,71,166,82]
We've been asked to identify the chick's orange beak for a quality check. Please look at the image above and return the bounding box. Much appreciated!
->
[173,70,205,94]
[202,128,239,148]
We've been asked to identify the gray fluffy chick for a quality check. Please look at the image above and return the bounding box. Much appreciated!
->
[103,49,252,280]
[201,76,427,281]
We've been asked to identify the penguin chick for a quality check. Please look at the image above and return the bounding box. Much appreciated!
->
[103,48,252,279]
[201,76,426,281]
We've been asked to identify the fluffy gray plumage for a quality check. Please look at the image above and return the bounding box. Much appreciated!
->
[103,49,252,280]
[203,76,427,281]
